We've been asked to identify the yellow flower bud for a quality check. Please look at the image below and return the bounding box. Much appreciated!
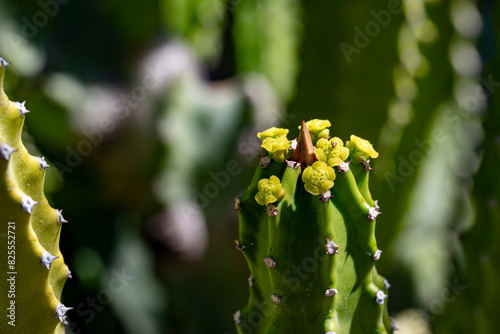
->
[254,175,286,206]
[302,161,336,195]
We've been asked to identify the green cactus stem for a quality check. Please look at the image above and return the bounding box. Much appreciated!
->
[234,120,392,333]
[0,57,71,334]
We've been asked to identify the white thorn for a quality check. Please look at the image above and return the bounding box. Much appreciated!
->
[374,200,380,211]
[384,278,391,290]
[21,195,38,214]
[37,156,50,170]
[41,251,59,270]
[319,190,332,202]
[336,161,350,173]
[248,275,254,287]
[54,304,73,325]
[0,143,16,160]
[0,57,9,69]
[368,206,381,221]
[265,204,278,217]
[233,310,241,324]
[325,288,338,297]
[373,249,382,261]
[235,240,244,252]
[326,332,337,334]
[375,290,387,305]
[285,159,300,169]
[67,266,72,279]
[269,294,281,305]
[325,238,339,255]
[363,159,373,172]
[15,101,30,117]
[259,155,271,168]
[57,209,68,224]
[234,197,242,211]
[263,257,276,268]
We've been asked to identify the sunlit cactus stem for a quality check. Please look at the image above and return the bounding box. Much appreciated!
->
[234,119,393,333]
[0,57,71,334]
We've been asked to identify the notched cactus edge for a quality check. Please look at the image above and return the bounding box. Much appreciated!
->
[234,120,393,333]
[0,57,71,334]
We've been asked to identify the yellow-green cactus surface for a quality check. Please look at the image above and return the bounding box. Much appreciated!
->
[0,57,71,334]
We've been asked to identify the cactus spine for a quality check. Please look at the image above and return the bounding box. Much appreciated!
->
[0,58,71,333]
[235,120,393,333]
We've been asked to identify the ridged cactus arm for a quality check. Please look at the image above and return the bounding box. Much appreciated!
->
[330,168,386,332]
[235,120,392,333]
[346,135,380,208]
[236,162,285,331]
[0,150,62,334]
[267,163,343,333]
[0,58,71,334]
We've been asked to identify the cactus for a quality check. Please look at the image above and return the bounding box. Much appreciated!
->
[0,58,71,334]
[234,120,393,333]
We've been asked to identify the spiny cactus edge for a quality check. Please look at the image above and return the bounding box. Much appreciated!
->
[0,57,71,334]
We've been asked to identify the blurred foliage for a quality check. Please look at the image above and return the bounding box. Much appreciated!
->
[376,0,483,310]
[0,0,498,333]
[432,0,500,332]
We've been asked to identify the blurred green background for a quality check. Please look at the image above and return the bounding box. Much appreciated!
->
[0,0,499,333]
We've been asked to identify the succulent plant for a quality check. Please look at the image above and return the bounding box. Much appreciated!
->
[0,57,71,334]
[234,119,393,333]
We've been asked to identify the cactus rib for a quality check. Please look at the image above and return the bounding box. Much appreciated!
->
[0,57,71,334]
[235,120,393,333]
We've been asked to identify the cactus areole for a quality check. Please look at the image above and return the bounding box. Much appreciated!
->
[0,58,71,334]
[234,120,393,333]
